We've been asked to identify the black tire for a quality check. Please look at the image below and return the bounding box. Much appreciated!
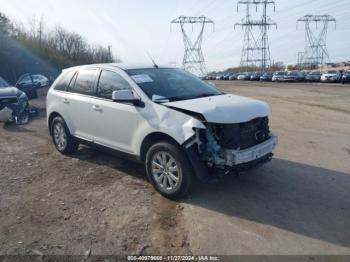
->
[145,140,194,199]
[51,116,79,155]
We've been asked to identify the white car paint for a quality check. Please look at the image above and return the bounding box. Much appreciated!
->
[47,64,206,156]
[320,71,341,82]
[47,63,275,166]
[164,94,271,124]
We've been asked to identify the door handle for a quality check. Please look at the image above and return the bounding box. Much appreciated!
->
[62,98,70,104]
[92,105,102,112]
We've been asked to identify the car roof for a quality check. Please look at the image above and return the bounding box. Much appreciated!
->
[63,63,175,72]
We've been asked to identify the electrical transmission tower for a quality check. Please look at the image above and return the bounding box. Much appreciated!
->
[235,0,277,71]
[297,14,336,69]
[171,16,214,77]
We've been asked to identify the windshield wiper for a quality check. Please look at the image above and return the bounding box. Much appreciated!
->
[190,93,222,99]
[152,96,187,103]
[153,93,222,103]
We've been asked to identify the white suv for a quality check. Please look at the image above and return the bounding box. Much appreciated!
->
[47,64,278,199]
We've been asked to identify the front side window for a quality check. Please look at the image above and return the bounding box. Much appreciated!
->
[69,69,97,95]
[54,70,76,91]
[97,70,131,99]
[126,68,222,102]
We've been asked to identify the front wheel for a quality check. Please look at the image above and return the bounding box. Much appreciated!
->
[145,141,194,199]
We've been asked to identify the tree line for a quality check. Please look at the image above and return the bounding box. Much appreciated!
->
[0,12,119,84]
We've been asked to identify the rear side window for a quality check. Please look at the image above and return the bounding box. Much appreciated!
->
[54,71,76,91]
[69,69,97,95]
[97,70,131,99]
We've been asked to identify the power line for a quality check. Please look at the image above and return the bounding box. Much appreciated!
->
[235,0,277,71]
[297,14,336,68]
[171,16,215,77]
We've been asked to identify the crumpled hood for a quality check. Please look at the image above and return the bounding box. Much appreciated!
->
[0,87,21,98]
[164,94,271,124]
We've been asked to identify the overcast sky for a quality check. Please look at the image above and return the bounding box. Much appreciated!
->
[0,0,349,71]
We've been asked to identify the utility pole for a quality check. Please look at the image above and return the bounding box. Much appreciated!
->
[235,0,277,72]
[235,4,259,71]
[297,14,336,69]
[297,51,304,70]
[171,16,214,77]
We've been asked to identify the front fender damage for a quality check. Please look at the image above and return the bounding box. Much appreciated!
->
[182,117,277,182]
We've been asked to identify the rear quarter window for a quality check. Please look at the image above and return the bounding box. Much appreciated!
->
[68,69,97,96]
[54,71,76,91]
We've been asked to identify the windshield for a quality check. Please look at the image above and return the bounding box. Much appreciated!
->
[126,68,222,102]
[0,77,10,88]
[276,72,285,75]
[326,71,337,74]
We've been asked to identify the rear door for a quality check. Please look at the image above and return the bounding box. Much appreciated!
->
[90,69,141,154]
[64,69,98,142]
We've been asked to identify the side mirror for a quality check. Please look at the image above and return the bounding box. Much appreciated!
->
[112,90,143,106]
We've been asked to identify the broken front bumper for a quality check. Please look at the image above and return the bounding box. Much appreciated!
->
[225,135,278,166]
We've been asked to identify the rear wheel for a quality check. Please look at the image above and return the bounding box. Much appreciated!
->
[146,141,193,199]
[51,116,79,155]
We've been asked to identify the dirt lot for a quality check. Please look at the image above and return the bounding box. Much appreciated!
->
[0,82,349,255]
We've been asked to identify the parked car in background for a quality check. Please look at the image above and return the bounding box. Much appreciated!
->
[283,71,304,82]
[299,71,307,81]
[260,73,273,82]
[237,72,251,81]
[229,73,239,80]
[223,73,232,80]
[15,74,39,99]
[215,75,224,80]
[320,70,342,83]
[250,72,263,81]
[47,64,278,198]
[32,74,50,87]
[272,71,286,82]
[305,71,322,82]
[341,71,350,84]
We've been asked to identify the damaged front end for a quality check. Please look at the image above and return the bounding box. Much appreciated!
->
[0,87,37,125]
[184,117,278,181]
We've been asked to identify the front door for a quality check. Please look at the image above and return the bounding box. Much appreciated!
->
[90,70,140,154]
